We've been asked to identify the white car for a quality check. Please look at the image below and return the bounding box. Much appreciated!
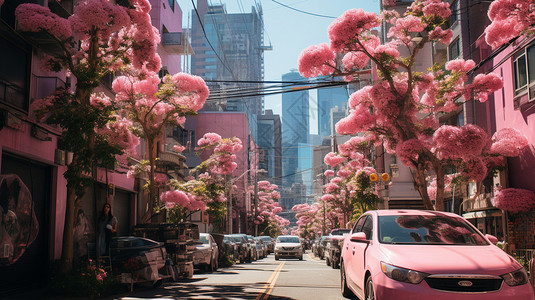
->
[274,235,303,260]
[193,233,219,272]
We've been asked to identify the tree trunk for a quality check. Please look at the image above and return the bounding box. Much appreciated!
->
[142,139,156,223]
[59,188,77,273]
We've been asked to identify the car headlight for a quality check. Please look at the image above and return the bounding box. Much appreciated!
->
[501,268,529,286]
[380,262,429,284]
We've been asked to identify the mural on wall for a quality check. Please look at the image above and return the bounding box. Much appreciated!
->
[73,209,93,259]
[0,174,39,265]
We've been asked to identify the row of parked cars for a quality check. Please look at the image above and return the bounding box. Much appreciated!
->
[193,233,275,271]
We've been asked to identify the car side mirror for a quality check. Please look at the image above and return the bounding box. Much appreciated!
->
[485,234,499,245]
[350,232,367,242]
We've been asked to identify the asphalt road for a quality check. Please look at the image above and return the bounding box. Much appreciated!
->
[113,250,348,300]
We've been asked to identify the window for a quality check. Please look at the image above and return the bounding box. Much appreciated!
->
[361,216,373,240]
[352,215,367,233]
[513,43,535,96]
[449,1,459,26]
[0,32,31,112]
[449,38,460,60]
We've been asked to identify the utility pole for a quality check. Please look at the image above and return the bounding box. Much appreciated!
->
[254,175,258,236]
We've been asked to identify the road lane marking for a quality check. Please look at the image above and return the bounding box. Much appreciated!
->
[255,262,285,300]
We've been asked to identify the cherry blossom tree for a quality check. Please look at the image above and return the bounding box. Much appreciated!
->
[292,203,322,240]
[249,180,289,236]
[157,133,241,232]
[114,69,208,222]
[298,0,529,212]
[15,0,160,273]
[321,137,382,227]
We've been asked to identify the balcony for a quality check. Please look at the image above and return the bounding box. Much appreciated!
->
[464,193,495,211]
[161,32,194,55]
[157,150,188,180]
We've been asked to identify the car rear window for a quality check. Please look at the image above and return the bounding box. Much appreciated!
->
[378,215,488,245]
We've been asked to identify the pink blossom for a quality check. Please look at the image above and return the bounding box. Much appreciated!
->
[335,104,376,135]
[468,73,503,103]
[324,170,335,177]
[445,59,476,73]
[388,15,426,43]
[328,9,380,52]
[324,152,346,167]
[173,145,186,153]
[15,4,72,40]
[422,0,451,19]
[342,52,370,71]
[161,190,190,209]
[168,73,210,111]
[90,93,112,107]
[298,43,335,78]
[321,194,335,202]
[485,0,534,48]
[490,128,529,157]
[396,139,425,167]
[429,27,453,44]
[462,158,488,182]
[433,124,489,159]
[494,188,535,213]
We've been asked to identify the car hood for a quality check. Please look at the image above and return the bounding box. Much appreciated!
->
[378,244,521,275]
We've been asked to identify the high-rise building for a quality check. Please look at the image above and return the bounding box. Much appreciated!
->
[317,85,350,138]
[281,70,309,189]
[257,110,282,186]
[190,0,267,140]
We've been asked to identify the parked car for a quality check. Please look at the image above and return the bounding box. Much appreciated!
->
[109,236,170,285]
[314,236,329,259]
[340,210,535,300]
[259,236,274,254]
[274,235,303,260]
[253,237,266,259]
[193,233,219,272]
[225,234,252,263]
[325,228,351,269]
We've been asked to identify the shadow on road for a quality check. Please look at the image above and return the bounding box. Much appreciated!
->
[112,283,296,300]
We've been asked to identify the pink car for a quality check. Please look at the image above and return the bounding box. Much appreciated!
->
[340,210,534,300]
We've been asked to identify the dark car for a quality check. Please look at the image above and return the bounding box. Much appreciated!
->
[314,236,329,259]
[325,228,351,268]
[224,234,250,263]
[259,236,274,254]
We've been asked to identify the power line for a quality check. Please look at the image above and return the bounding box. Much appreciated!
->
[270,0,337,19]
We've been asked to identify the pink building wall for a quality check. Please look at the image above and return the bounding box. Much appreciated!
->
[487,44,535,192]
[150,0,183,74]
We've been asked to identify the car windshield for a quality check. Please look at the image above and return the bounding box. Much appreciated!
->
[277,236,300,243]
[378,215,488,245]
[260,237,272,242]
[199,235,209,244]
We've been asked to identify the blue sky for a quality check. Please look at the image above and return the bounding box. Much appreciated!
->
[178,0,380,131]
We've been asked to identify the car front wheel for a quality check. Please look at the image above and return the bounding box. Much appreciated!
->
[340,262,353,298]
[365,276,375,300]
